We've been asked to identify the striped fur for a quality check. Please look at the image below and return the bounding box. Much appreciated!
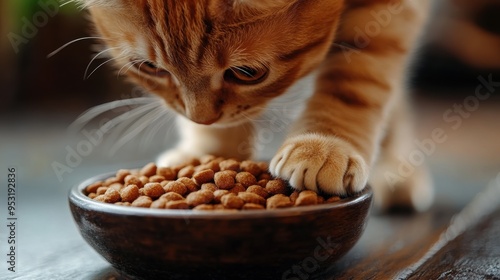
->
[81,0,433,211]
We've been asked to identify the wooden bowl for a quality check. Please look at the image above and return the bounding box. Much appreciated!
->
[69,172,372,280]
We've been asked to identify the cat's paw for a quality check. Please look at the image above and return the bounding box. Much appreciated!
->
[269,134,369,195]
[156,148,199,167]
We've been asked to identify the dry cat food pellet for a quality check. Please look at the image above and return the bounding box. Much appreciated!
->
[295,191,318,206]
[160,192,184,202]
[85,157,347,210]
[235,172,257,187]
[163,181,188,196]
[193,169,215,185]
[267,194,293,209]
[142,183,165,199]
[229,183,246,194]
[265,180,287,195]
[201,183,218,192]
[131,196,152,208]
[186,190,214,207]
[221,193,245,209]
[165,200,189,209]
[120,184,140,202]
[247,185,270,199]
[214,170,236,190]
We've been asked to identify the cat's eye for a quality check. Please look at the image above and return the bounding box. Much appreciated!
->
[224,66,268,85]
[133,59,170,77]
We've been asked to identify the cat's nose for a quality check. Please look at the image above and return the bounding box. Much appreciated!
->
[187,111,222,125]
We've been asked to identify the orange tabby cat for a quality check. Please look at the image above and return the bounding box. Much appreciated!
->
[78,0,433,211]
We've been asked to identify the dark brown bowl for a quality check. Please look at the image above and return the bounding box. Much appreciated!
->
[69,172,372,280]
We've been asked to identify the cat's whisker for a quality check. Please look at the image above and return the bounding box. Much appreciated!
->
[84,47,121,79]
[240,112,265,123]
[85,52,127,80]
[59,0,73,7]
[69,97,160,132]
[164,115,181,144]
[138,108,174,151]
[68,102,159,146]
[108,105,166,155]
[117,59,146,77]
[332,42,359,52]
[265,97,306,107]
[104,101,163,146]
[47,36,110,58]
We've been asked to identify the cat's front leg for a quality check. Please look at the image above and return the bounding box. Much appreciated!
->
[157,116,254,166]
[271,0,430,199]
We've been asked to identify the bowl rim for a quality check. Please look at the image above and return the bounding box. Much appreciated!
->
[69,171,372,220]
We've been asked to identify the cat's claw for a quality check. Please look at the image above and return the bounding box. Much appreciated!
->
[270,134,369,195]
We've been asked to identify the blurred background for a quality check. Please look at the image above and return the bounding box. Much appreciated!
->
[0,0,500,276]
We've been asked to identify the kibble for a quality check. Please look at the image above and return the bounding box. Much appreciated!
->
[104,176,120,186]
[116,169,131,182]
[103,188,121,203]
[213,189,230,203]
[242,203,265,210]
[131,196,152,208]
[142,183,165,199]
[160,192,184,202]
[120,184,140,202]
[139,176,149,186]
[151,199,167,209]
[157,167,176,180]
[221,193,245,209]
[163,181,188,196]
[201,183,218,192]
[240,160,261,177]
[246,185,270,199]
[235,172,257,187]
[149,175,166,183]
[186,190,214,207]
[177,177,198,193]
[326,196,341,203]
[266,179,287,195]
[257,179,269,188]
[96,186,108,195]
[295,190,318,206]
[178,165,195,178]
[165,200,189,209]
[193,204,215,211]
[238,192,266,206]
[229,183,246,194]
[124,175,143,188]
[108,183,124,192]
[193,169,215,185]
[267,194,293,209]
[140,162,157,177]
[86,158,348,210]
[219,159,240,171]
[214,170,236,189]
[86,181,102,193]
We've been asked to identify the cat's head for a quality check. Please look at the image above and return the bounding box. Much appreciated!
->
[80,0,343,125]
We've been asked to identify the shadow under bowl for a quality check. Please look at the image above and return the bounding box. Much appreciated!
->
[69,172,372,280]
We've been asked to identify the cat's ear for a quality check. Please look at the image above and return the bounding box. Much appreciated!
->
[234,0,298,11]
